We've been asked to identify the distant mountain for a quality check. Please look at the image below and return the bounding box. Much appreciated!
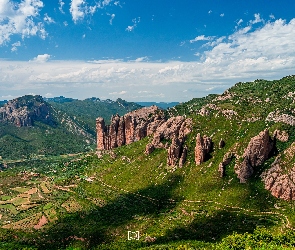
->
[0,95,142,160]
[3,75,295,249]
[136,101,179,109]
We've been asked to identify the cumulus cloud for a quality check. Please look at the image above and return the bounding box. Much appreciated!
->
[220,13,224,17]
[69,0,115,22]
[31,54,51,63]
[11,41,21,52]
[70,0,85,22]
[190,35,214,43]
[0,0,45,45]
[250,13,263,24]
[1,16,295,102]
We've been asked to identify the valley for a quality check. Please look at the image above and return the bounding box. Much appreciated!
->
[1,76,295,249]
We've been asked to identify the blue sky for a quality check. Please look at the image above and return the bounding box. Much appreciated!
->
[0,0,295,102]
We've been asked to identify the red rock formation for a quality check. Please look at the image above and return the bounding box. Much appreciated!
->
[167,137,184,166]
[97,106,192,168]
[236,129,274,183]
[179,146,187,168]
[152,116,192,146]
[145,143,155,155]
[218,152,235,177]
[96,106,164,150]
[261,143,295,200]
[273,129,289,142]
[195,134,212,165]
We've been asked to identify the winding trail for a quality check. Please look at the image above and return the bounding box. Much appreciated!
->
[96,178,294,231]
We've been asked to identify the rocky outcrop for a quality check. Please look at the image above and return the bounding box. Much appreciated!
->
[97,106,192,167]
[167,137,185,167]
[195,133,212,165]
[235,130,274,183]
[0,95,55,127]
[273,129,289,142]
[146,116,192,167]
[261,154,295,201]
[96,106,165,150]
[218,152,235,177]
[266,111,295,126]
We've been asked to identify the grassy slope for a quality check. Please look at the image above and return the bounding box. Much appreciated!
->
[49,98,142,133]
[1,76,295,249]
[0,98,142,160]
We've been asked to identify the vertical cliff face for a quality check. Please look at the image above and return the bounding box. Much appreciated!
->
[96,106,192,168]
[96,106,164,150]
[195,133,212,166]
[235,129,274,183]
[0,95,55,127]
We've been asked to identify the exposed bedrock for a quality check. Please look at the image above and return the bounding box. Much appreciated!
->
[261,143,295,201]
[96,106,164,150]
[235,129,274,183]
[195,133,212,166]
[146,116,192,167]
[97,107,192,168]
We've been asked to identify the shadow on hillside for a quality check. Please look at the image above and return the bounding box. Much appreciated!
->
[32,174,183,249]
[156,209,275,244]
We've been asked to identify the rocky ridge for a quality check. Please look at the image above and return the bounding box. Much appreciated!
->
[96,106,193,167]
[261,143,295,201]
[0,95,55,127]
[96,106,165,150]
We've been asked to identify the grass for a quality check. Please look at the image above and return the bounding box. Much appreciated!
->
[1,76,295,248]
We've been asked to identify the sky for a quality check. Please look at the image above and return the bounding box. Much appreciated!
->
[0,0,295,102]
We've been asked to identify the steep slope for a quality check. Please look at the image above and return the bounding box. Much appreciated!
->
[1,76,295,249]
[0,95,141,160]
[48,97,142,136]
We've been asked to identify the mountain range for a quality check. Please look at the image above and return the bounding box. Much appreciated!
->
[1,75,295,249]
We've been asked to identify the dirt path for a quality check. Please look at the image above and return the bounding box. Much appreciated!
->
[96,178,294,231]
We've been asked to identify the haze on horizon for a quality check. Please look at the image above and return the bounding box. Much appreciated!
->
[0,0,295,102]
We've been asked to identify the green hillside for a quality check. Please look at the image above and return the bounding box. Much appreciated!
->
[0,96,141,160]
[48,97,142,135]
[1,76,295,249]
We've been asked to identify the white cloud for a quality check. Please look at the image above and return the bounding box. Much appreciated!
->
[69,0,116,22]
[70,0,85,23]
[102,0,113,6]
[220,13,224,17]
[11,41,21,52]
[109,90,127,95]
[59,0,65,13]
[135,56,149,62]
[108,13,115,25]
[190,35,214,43]
[270,14,275,19]
[31,54,51,63]
[44,13,55,24]
[1,17,295,102]
[208,10,212,14]
[125,17,140,32]
[237,19,243,26]
[250,13,263,24]
[0,0,45,45]
[82,34,85,38]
